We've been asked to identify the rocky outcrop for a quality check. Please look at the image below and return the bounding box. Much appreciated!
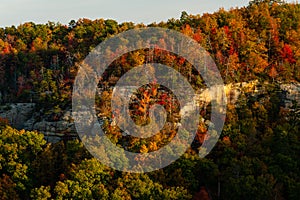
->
[23,110,77,143]
[280,82,300,107]
[198,80,300,108]
[0,104,76,143]
[0,81,299,143]
[0,103,35,129]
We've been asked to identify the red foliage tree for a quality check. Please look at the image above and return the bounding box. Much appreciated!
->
[281,44,296,64]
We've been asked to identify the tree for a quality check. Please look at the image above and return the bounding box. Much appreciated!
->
[54,158,111,199]
[269,66,278,82]
[0,126,46,199]
[249,0,285,7]
[30,186,51,200]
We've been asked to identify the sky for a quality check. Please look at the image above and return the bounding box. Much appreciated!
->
[0,0,296,27]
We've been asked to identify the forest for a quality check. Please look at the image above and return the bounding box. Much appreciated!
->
[0,0,299,199]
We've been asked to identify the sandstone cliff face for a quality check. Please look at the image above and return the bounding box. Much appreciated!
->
[23,111,77,143]
[0,105,76,143]
[280,83,300,107]
[0,103,35,129]
[1,81,299,143]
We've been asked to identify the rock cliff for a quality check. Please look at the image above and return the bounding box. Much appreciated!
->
[1,81,299,143]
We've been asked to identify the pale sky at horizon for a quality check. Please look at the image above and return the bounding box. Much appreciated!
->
[0,0,297,28]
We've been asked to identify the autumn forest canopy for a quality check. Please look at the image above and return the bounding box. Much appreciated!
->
[0,0,299,199]
[0,0,299,103]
